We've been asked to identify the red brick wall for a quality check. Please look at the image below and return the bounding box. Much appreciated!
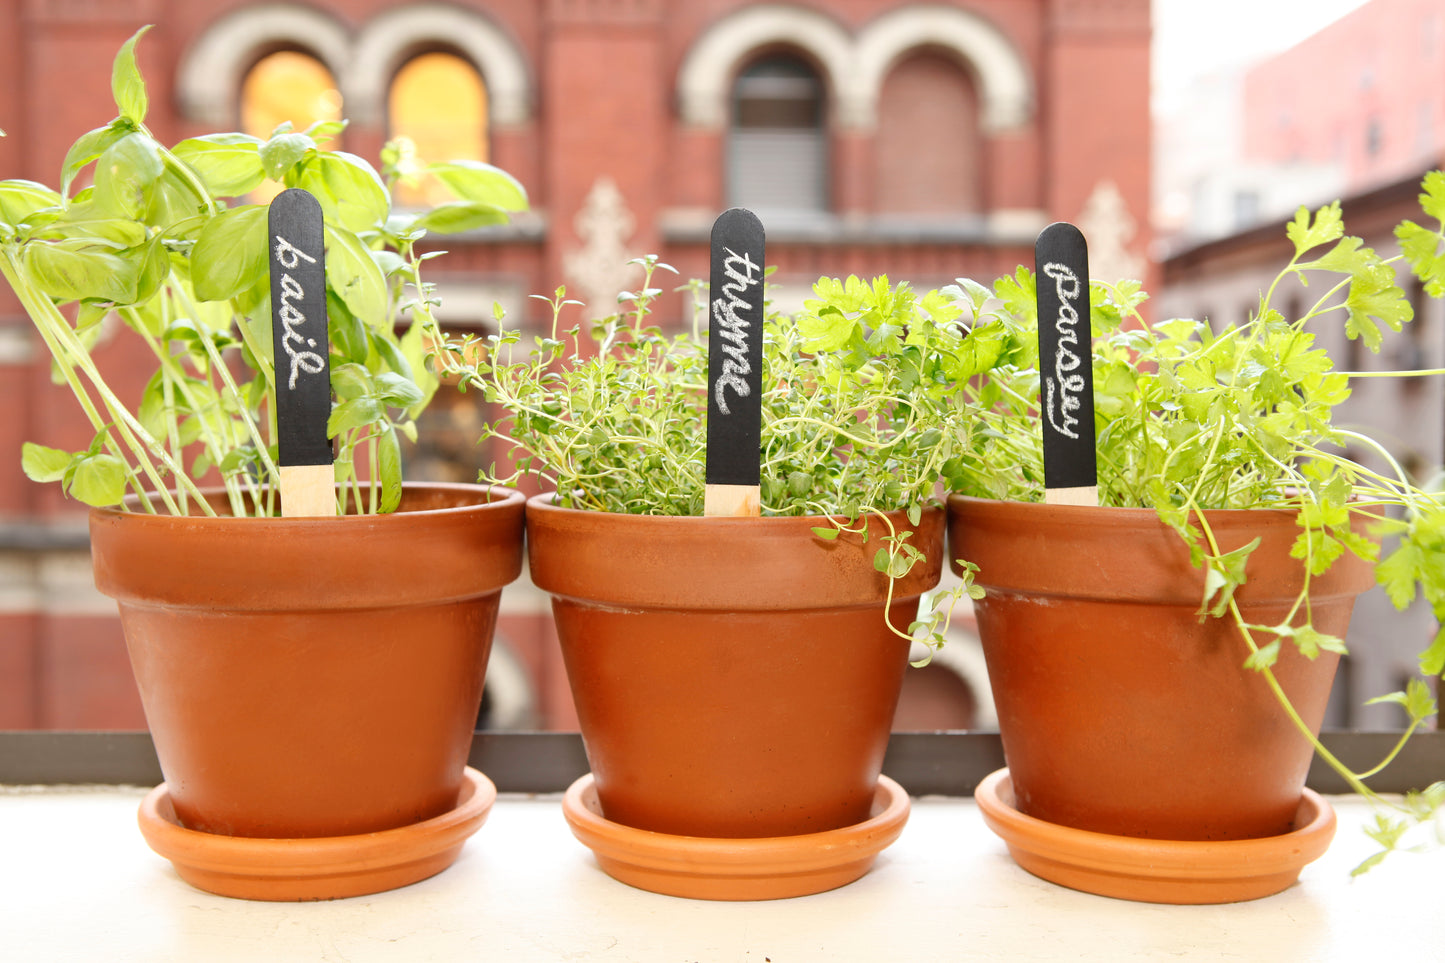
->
[0,0,1153,730]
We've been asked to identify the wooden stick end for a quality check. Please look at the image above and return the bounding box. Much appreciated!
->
[279,464,337,518]
[704,484,761,517]
[1043,485,1099,508]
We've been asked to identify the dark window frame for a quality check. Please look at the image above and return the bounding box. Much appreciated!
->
[3,730,1441,796]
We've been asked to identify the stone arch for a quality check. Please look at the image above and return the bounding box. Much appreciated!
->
[676,4,852,129]
[345,4,532,129]
[851,5,1032,131]
[177,4,351,128]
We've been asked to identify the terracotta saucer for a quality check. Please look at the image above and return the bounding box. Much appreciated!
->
[137,767,497,901]
[562,773,910,900]
[974,768,1336,904]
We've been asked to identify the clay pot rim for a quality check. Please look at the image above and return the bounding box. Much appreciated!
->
[526,492,945,608]
[947,493,1314,525]
[137,767,496,892]
[92,481,524,527]
[528,491,943,528]
[974,768,1336,885]
[946,491,1376,602]
[90,480,526,610]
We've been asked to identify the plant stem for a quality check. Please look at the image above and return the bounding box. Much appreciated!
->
[1,249,202,514]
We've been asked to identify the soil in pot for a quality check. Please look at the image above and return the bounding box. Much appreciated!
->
[947,495,1374,842]
[526,496,944,840]
[89,483,525,841]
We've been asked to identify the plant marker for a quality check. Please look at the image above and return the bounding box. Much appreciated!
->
[704,208,766,517]
[268,188,336,517]
[1035,221,1098,507]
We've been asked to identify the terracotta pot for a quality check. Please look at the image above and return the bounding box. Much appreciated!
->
[947,495,1374,841]
[89,483,524,839]
[526,496,943,838]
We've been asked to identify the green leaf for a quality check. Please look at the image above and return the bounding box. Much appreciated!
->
[1396,218,1445,298]
[327,396,382,436]
[1286,201,1344,256]
[1376,540,1423,609]
[1343,263,1410,351]
[1291,623,1348,660]
[21,442,74,483]
[93,132,164,220]
[324,223,388,324]
[326,288,368,364]
[68,451,127,507]
[397,320,438,418]
[294,151,391,234]
[0,179,61,232]
[1243,638,1281,671]
[57,123,128,199]
[409,200,513,234]
[797,307,857,352]
[172,134,265,198]
[1420,625,1445,677]
[427,160,529,211]
[1366,677,1438,722]
[133,234,170,305]
[1200,537,1261,618]
[370,328,414,380]
[811,526,840,540]
[110,25,151,123]
[22,240,136,303]
[258,131,313,182]
[1417,169,1445,222]
[376,424,403,514]
[191,204,266,302]
[373,371,424,408]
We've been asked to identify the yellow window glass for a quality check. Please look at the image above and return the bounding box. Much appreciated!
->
[390,52,488,207]
[241,51,343,201]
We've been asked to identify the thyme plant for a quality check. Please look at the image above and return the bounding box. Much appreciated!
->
[423,257,997,651]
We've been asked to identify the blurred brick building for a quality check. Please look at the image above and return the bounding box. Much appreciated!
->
[0,0,1151,730]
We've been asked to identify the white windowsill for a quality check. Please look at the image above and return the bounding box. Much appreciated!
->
[3,787,1440,961]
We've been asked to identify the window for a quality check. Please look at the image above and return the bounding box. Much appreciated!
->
[1231,189,1260,229]
[1365,116,1383,157]
[873,52,981,217]
[389,51,489,208]
[241,51,343,201]
[728,54,827,217]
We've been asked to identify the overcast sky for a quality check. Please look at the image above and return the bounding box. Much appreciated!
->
[1152,0,1372,111]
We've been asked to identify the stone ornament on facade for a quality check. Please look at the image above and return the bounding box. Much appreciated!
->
[1078,180,1146,284]
[564,177,638,322]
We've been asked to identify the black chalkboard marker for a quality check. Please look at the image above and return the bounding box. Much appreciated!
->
[268,188,336,517]
[704,208,766,517]
[1035,221,1098,507]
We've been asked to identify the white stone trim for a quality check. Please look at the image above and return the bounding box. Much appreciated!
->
[344,4,532,128]
[851,5,1033,131]
[677,3,1033,132]
[987,207,1051,239]
[676,5,852,128]
[176,4,352,128]
[0,326,35,365]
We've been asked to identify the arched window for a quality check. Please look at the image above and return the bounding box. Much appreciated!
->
[389,51,489,207]
[874,52,982,216]
[241,50,343,201]
[728,54,827,217]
